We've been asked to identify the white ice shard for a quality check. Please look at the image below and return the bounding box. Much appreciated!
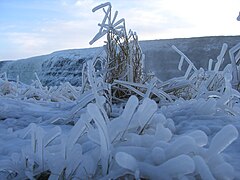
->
[193,155,215,180]
[155,123,172,142]
[150,147,166,165]
[138,154,195,179]
[115,152,138,172]
[108,95,139,142]
[115,152,140,179]
[131,98,157,134]
[187,130,208,147]
[208,124,238,156]
[166,136,197,159]
[87,103,111,175]
[212,162,235,180]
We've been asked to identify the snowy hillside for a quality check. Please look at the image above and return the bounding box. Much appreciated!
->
[1,36,240,86]
[0,47,100,85]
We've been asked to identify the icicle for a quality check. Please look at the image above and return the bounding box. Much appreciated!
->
[178,56,184,71]
[172,45,197,80]
[229,42,240,89]
[92,2,111,12]
[111,11,118,24]
[115,152,139,175]
[172,45,197,71]
[208,59,213,71]
[208,124,238,156]
[214,43,228,72]
[87,103,111,175]
[193,156,215,180]
[113,18,125,27]
[184,64,193,79]
[34,72,44,90]
[43,126,62,147]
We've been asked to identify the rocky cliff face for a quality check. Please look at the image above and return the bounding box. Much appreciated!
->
[140,36,240,80]
[39,48,100,86]
[0,48,100,86]
[1,36,240,86]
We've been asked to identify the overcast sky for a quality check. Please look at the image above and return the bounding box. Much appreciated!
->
[0,0,239,60]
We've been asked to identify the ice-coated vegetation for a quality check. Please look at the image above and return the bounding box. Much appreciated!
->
[0,2,240,180]
[0,93,239,179]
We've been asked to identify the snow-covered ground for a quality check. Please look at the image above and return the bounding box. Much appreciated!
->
[0,91,239,179]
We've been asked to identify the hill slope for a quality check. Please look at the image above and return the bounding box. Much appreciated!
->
[1,36,240,86]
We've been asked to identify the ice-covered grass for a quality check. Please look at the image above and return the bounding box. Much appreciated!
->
[1,2,240,179]
[0,47,240,178]
[0,93,239,179]
[1,46,240,179]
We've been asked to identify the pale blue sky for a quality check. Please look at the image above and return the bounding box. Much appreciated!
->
[0,0,239,60]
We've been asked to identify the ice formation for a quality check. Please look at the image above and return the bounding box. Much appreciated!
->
[0,2,240,180]
[0,94,238,179]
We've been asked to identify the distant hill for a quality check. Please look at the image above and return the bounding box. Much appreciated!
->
[140,36,240,80]
[1,36,240,86]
